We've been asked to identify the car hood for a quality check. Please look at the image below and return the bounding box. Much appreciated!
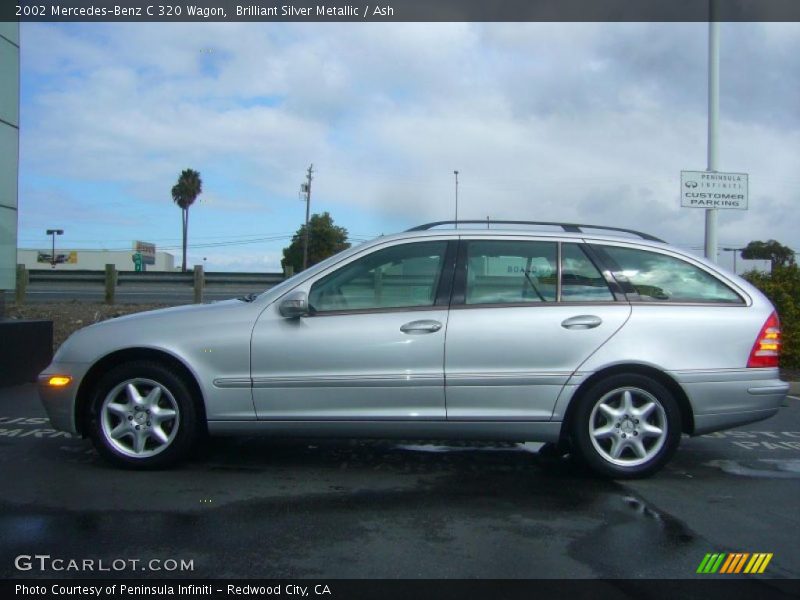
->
[90,299,243,326]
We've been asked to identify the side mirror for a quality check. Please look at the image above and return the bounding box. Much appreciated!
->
[278,291,309,318]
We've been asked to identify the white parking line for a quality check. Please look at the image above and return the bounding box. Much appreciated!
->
[787,395,800,401]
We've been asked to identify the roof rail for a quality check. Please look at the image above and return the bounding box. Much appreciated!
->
[406,220,665,243]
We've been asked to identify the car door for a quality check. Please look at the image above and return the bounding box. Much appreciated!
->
[444,237,631,420]
[250,238,456,420]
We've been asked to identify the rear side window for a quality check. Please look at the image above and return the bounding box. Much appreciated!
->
[599,245,743,304]
[465,240,557,304]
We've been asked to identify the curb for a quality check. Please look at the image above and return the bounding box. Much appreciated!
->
[788,381,800,397]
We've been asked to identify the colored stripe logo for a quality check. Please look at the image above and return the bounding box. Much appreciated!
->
[697,553,773,574]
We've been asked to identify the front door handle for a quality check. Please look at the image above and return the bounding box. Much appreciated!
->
[561,315,603,329]
[400,320,443,334]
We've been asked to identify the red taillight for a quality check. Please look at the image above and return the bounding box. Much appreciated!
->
[747,312,781,368]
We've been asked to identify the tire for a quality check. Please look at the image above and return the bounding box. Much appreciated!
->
[570,373,682,479]
[87,360,199,469]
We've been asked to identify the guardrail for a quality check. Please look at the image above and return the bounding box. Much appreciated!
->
[17,265,288,304]
[27,269,285,285]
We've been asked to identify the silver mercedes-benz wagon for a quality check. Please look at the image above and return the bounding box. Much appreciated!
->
[39,221,788,477]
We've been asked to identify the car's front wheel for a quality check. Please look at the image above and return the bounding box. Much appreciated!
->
[88,361,199,469]
[570,374,682,478]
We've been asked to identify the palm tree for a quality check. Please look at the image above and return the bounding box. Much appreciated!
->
[171,169,203,272]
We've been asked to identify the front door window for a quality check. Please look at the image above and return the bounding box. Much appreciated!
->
[309,241,448,312]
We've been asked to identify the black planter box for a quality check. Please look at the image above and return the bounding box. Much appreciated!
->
[0,319,54,387]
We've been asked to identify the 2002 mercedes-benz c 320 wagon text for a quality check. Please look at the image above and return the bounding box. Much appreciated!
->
[39,221,788,477]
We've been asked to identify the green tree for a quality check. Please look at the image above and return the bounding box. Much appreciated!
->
[741,239,795,271]
[171,169,203,272]
[282,212,350,273]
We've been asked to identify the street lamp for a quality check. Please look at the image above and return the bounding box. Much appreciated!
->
[46,229,63,269]
[722,247,744,274]
[453,170,459,228]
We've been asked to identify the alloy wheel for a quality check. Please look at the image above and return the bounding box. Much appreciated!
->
[100,378,180,458]
[588,386,668,467]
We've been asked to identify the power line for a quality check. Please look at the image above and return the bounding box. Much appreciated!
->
[20,235,296,253]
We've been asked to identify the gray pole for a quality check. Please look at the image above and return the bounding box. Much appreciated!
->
[302,164,313,271]
[704,10,719,263]
[46,229,63,269]
[454,170,459,228]
[723,246,743,274]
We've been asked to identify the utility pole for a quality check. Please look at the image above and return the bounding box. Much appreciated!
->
[453,170,459,228]
[301,164,313,271]
[705,2,719,263]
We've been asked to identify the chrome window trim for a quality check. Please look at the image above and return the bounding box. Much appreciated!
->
[305,304,446,318]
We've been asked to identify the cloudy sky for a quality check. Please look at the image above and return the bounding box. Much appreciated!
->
[17,22,800,272]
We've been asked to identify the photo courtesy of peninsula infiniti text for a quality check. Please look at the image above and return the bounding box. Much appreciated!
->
[38,221,789,478]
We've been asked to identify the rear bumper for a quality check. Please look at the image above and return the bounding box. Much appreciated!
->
[693,407,780,436]
[670,368,788,435]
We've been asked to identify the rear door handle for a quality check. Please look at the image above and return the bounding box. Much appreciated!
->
[561,315,603,329]
[400,320,443,334]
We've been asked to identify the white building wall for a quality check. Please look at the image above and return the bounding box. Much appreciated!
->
[0,23,19,291]
[18,249,176,272]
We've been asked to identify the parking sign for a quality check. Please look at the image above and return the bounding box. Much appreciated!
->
[680,171,748,210]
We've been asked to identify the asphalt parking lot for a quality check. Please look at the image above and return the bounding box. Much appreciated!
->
[0,384,798,581]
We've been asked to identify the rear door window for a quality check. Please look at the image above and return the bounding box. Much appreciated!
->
[465,240,557,304]
[597,245,743,304]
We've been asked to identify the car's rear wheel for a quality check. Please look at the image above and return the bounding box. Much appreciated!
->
[570,373,681,478]
[88,361,198,469]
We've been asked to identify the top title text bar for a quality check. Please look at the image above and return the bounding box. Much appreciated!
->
[4,0,800,22]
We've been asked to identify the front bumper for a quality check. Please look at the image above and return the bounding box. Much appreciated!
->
[38,361,92,435]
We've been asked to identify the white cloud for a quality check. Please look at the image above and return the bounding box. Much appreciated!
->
[18,21,800,271]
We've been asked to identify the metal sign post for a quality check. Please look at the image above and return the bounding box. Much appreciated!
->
[132,252,143,272]
[705,12,720,263]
